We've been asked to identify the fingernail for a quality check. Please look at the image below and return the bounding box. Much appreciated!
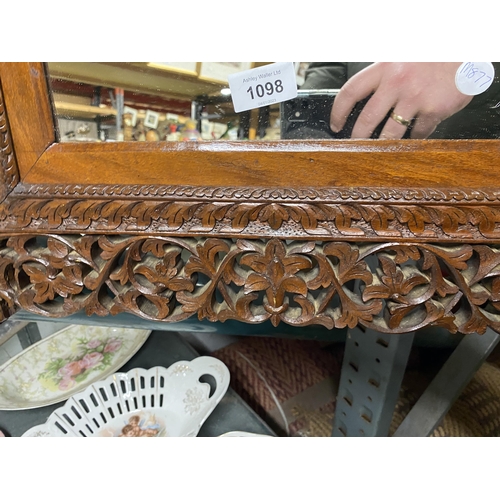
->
[330,123,340,133]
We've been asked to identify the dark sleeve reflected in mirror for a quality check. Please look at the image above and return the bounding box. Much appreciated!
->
[293,62,500,140]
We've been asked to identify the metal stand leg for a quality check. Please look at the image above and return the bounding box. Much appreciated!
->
[393,327,500,437]
[16,322,41,350]
[332,326,415,437]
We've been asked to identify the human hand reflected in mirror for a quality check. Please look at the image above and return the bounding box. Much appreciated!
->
[329,63,474,139]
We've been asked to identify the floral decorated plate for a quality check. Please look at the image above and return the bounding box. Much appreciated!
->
[0,325,151,410]
[22,359,230,437]
[218,431,272,437]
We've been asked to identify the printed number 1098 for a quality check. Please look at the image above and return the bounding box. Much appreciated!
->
[247,80,284,99]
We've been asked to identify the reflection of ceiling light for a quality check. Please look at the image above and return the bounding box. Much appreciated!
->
[220,88,231,95]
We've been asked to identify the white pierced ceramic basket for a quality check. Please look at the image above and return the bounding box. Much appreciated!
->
[23,357,230,437]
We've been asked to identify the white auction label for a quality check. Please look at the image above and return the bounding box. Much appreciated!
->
[455,62,495,96]
[227,62,297,113]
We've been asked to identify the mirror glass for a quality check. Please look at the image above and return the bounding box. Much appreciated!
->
[47,62,500,142]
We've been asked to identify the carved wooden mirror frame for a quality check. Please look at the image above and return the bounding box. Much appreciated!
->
[1,62,499,335]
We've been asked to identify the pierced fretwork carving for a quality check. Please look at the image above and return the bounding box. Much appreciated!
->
[0,82,19,201]
[1,234,499,335]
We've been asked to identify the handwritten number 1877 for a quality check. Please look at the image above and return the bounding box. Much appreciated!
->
[460,62,493,88]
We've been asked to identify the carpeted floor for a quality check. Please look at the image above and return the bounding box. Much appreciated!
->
[211,336,500,437]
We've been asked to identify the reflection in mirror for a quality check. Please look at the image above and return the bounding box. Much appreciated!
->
[47,62,500,142]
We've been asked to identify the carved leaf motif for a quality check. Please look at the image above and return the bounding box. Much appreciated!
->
[221,255,246,287]
[421,250,459,298]
[109,260,131,286]
[84,294,110,317]
[128,242,144,262]
[259,203,290,230]
[228,204,263,230]
[492,278,500,302]
[185,238,230,278]
[16,200,49,227]
[22,264,55,303]
[128,202,156,228]
[112,290,172,320]
[73,236,98,262]
[47,238,69,258]
[431,245,473,271]
[431,312,458,333]
[287,204,326,230]
[62,264,83,285]
[83,270,101,291]
[291,295,335,329]
[393,206,433,235]
[0,258,14,289]
[392,245,421,264]
[54,265,84,297]
[141,294,172,319]
[70,201,108,227]
[39,200,77,227]
[218,292,270,324]
[289,241,316,255]
[244,274,269,294]
[141,239,168,258]
[7,235,36,256]
[100,202,133,229]
[469,207,500,237]
[387,303,417,330]
[469,284,490,306]
[336,297,383,329]
[306,255,335,290]
[461,310,489,335]
[236,239,261,254]
[98,236,127,261]
[357,205,399,236]
[164,202,201,229]
[429,206,468,236]
[324,242,372,285]
[324,205,364,235]
[469,246,500,284]
[134,251,194,293]
[196,203,231,229]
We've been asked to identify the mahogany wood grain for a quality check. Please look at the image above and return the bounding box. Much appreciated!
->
[0,63,55,179]
[24,140,500,189]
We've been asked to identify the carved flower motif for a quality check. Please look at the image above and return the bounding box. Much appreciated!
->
[363,255,428,304]
[241,239,311,325]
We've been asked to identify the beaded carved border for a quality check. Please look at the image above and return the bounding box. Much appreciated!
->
[2,184,500,241]
[0,234,499,334]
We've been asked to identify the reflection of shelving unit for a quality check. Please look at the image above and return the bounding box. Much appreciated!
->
[48,62,277,141]
[53,101,117,119]
[48,62,227,101]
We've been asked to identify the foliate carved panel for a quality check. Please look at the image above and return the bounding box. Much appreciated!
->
[0,82,19,201]
[3,184,500,241]
[1,234,499,335]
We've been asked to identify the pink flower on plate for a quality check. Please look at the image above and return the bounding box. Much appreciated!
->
[104,339,122,353]
[87,339,102,349]
[59,377,76,391]
[58,360,84,378]
[80,351,104,369]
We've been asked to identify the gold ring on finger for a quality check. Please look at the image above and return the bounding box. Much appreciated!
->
[390,112,412,127]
